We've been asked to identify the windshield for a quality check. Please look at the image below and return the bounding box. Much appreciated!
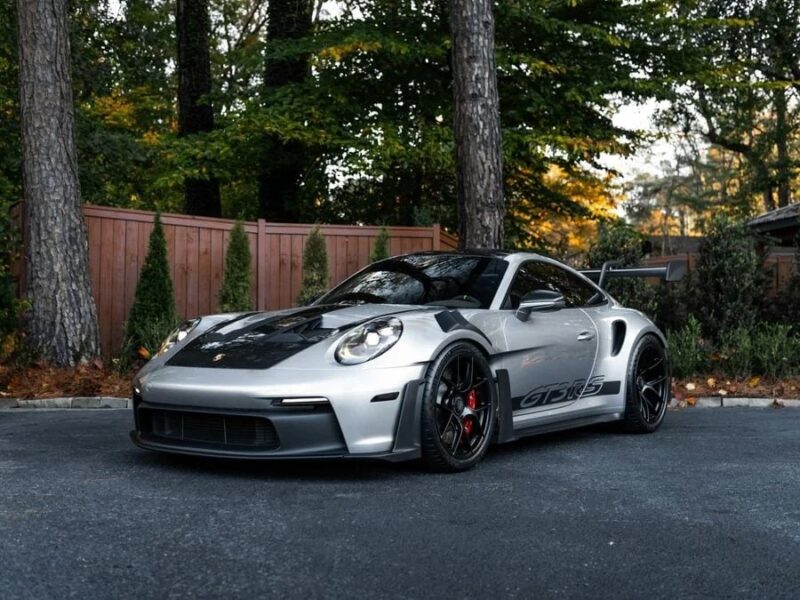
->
[319,254,509,309]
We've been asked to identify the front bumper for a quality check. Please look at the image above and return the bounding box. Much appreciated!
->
[130,377,427,463]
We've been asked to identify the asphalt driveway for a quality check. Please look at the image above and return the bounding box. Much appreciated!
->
[1,408,798,599]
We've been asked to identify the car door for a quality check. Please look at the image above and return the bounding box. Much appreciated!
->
[497,260,599,415]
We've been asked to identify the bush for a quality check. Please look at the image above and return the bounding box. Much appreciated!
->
[218,221,252,313]
[370,227,390,263]
[751,324,799,379]
[122,213,177,360]
[686,216,766,341]
[667,315,708,378]
[716,327,753,379]
[297,226,329,306]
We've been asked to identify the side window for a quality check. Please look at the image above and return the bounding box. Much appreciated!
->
[505,262,602,309]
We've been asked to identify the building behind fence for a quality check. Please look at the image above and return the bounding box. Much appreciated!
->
[12,204,457,358]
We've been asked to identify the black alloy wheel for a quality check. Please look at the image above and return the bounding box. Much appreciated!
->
[623,334,670,433]
[421,343,496,471]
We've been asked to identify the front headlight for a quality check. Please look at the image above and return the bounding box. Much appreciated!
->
[335,317,403,365]
[157,318,200,356]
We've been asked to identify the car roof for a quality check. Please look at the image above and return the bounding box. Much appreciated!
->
[402,250,550,262]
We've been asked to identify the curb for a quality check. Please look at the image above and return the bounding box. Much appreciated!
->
[0,397,130,410]
[2,396,798,411]
[670,397,800,409]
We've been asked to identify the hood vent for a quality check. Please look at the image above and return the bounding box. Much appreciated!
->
[167,306,340,369]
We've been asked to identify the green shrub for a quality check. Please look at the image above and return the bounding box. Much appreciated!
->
[717,327,753,379]
[218,221,252,313]
[686,216,766,341]
[370,227,390,263]
[122,212,177,360]
[667,316,708,378]
[751,324,798,379]
[297,226,329,306]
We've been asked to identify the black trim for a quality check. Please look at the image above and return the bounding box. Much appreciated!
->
[371,392,400,403]
[392,379,425,457]
[434,311,493,346]
[495,369,516,444]
[512,412,621,438]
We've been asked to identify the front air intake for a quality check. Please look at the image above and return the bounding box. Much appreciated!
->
[139,408,280,450]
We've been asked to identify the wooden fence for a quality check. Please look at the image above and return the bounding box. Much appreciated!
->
[12,204,458,358]
[643,250,797,293]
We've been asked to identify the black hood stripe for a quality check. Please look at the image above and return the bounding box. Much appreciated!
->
[167,304,427,369]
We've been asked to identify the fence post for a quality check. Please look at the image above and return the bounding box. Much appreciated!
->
[432,223,441,250]
[257,219,267,311]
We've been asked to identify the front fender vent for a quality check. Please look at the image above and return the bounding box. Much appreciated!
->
[611,321,626,357]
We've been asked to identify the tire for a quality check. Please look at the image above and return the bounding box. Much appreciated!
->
[623,334,670,433]
[421,342,497,472]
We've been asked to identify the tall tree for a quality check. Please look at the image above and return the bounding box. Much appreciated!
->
[16,0,100,365]
[666,0,800,213]
[450,0,504,249]
[178,0,221,217]
[258,0,313,222]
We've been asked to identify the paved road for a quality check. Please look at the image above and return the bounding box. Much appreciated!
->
[1,408,799,599]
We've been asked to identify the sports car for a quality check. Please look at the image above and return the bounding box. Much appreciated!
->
[131,251,681,471]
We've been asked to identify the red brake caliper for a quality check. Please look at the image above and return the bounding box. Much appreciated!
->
[463,390,478,436]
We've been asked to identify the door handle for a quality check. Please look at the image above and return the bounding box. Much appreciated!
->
[577,331,595,342]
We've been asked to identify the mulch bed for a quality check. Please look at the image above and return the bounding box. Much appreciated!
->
[674,376,800,401]
[0,361,131,400]
[2,362,799,401]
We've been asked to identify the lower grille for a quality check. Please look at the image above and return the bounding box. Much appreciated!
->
[140,408,280,450]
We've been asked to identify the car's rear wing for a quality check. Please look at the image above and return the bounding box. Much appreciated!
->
[580,260,687,290]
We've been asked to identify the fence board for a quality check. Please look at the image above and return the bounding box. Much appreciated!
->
[10,204,455,358]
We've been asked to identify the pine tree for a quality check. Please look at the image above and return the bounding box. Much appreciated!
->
[218,221,252,313]
[370,227,390,263]
[123,212,176,358]
[17,0,100,365]
[297,227,329,306]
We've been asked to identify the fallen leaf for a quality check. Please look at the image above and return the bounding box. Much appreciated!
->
[687,397,697,407]
[718,389,728,396]
[686,382,696,391]
[137,347,151,360]
[706,377,717,388]
[748,376,761,387]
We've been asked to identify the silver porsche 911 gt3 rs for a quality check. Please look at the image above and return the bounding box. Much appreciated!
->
[131,251,681,471]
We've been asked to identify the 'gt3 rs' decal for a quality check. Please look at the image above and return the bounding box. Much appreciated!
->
[512,376,621,411]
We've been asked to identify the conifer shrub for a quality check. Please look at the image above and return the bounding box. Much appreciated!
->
[218,221,252,313]
[297,226,329,306]
[370,227,390,263]
[122,213,177,361]
[685,216,766,341]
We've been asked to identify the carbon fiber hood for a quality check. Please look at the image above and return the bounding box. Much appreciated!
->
[166,304,422,369]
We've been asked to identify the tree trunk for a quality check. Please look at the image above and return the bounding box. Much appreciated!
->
[177,0,221,217]
[258,0,313,222]
[16,0,100,365]
[775,86,791,208]
[450,0,505,249]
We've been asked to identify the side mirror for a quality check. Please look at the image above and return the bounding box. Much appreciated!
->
[516,290,566,321]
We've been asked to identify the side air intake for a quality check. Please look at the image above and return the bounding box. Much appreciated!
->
[611,321,626,357]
